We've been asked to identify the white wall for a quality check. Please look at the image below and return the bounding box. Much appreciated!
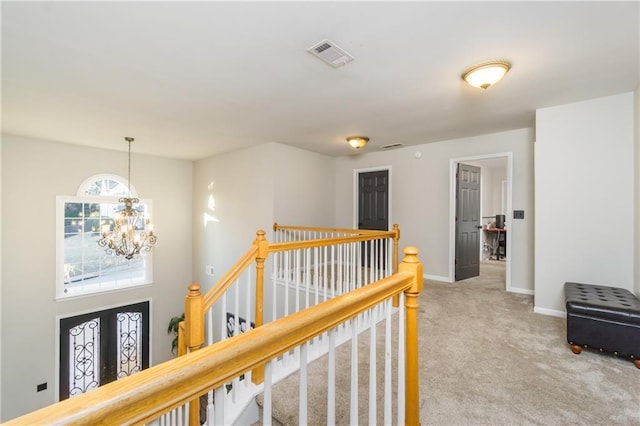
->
[0,136,3,421]
[635,89,640,297]
[492,169,507,216]
[535,92,635,315]
[272,144,335,228]
[192,142,335,293]
[1,134,193,421]
[334,128,534,292]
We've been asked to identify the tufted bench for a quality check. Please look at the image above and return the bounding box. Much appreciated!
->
[564,282,640,368]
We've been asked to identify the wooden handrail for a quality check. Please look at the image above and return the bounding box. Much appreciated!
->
[6,258,420,425]
[268,232,397,252]
[203,244,258,309]
[273,222,393,235]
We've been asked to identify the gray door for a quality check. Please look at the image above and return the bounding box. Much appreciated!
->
[455,163,481,280]
[358,170,389,268]
[358,170,389,231]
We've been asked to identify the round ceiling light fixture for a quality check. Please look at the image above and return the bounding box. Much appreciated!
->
[347,136,369,149]
[461,60,511,90]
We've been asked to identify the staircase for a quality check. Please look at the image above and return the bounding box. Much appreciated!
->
[5,224,423,426]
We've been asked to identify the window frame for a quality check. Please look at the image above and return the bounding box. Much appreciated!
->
[55,174,153,300]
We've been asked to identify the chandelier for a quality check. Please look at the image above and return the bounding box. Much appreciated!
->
[98,137,157,260]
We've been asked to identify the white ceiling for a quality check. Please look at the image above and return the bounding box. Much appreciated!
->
[2,1,638,160]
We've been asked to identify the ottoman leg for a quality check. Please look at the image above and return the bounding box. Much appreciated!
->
[570,344,582,355]
[634,360,640,369]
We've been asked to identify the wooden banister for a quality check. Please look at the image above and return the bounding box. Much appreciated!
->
[268,232,397,252]
[273,222,393,235]
[202,244,259,309]
[7,253,421,426]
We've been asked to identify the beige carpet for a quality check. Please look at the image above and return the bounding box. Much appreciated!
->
[258,261,640,425]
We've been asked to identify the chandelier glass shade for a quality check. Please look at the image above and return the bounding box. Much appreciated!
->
[98,137,156,260]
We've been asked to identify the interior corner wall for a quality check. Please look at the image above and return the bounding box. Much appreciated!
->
[272,144,336,228]
[192,142,337,293]
[192,143,275,294]
[334,128,534,292]
[535,92,635,314]
[1,134,193,421]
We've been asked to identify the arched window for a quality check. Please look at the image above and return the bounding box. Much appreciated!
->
[77,173,135,197]
[56,174,153,299]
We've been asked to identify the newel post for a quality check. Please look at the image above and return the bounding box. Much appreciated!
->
[184,283,204,352]
[252,230,269,384]
[399,246,423,426]
[184,283,204,425]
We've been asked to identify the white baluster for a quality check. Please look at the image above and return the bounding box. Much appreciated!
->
[350,318,358,425]
[284,250,290,316]
[327,329,336,425]
[214,386,225,425]
[384,298,392,424]
[305,248,310,309]
[299,342,308,426]
[263,361,273,426]
[295,249,301,312]
[369,307,377,424]
[397,292,406,426]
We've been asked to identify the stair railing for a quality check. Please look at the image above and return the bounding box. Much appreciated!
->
[5,246,422,426]
[178,224,401,424]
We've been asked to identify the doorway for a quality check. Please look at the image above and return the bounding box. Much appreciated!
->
[357,169,389,231]
[355,168,391,267]
[450,154,512,289]
[59,301,149,400]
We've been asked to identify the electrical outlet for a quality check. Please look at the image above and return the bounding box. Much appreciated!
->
[206,265,215,276]
[513,210,525,219]
[37,382,47,392]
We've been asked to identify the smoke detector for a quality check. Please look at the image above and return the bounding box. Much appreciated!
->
[307,39,354,68]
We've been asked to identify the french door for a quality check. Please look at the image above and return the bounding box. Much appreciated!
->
[59,301,149,400]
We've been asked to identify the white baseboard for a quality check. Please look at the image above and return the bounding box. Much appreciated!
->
[534,306,566,318]
[423,273,451,283]
[507,287,534,296]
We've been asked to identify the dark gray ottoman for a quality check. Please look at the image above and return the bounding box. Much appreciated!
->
[564,282,640,368]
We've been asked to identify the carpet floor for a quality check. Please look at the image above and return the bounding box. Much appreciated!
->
[261,261,640,425]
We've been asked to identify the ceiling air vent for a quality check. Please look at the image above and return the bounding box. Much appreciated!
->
[307,39,354,68]
[381,143,404,150]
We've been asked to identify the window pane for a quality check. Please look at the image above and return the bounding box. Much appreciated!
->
[65,202,84,219]
[60,197,151,299]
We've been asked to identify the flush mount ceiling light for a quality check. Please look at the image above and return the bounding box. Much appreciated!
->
[347,136,369,149]
[461,60,511,89]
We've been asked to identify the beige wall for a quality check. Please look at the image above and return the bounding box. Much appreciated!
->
[535,92,635,314]
[334,128,535,293]
[635,88,640,297]
[1,134,193,421]
[192,142,335,293]
[272,144,335,228]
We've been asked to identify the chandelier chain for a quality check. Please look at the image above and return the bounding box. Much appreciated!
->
[97,137,156,260]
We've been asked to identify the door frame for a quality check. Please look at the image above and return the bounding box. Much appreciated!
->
[352,166,392,230]
[449,153,513,290]
[54,297,153,402]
